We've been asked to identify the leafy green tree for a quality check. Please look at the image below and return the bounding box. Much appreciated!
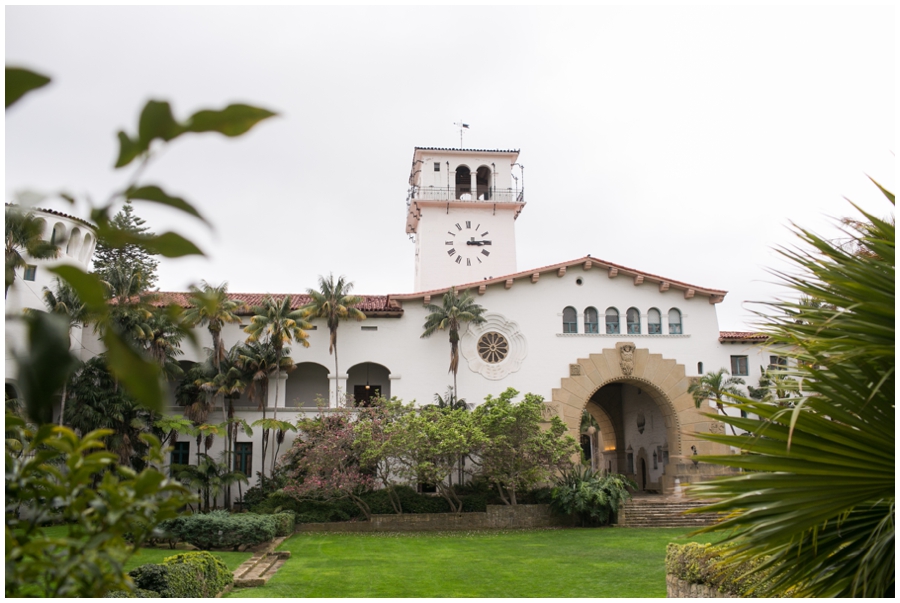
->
[131,307,186,381]
[5,416,194,597]
[691,192,894,597]
[4,206,60,298]
[354,396,410,514]
[421,287,486,396]
[244,295,310,469]
[302,273,365,395]
[92,201,160,292]
[473,388,579,505]
[385,404,484,514]
[64,356,155,468]
[688,368,745,435]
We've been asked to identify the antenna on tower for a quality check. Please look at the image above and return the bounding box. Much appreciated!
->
[453,121,469,149]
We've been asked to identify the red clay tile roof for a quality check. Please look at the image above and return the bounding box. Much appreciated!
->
[6,204,96,230]
[390,256,728,302]
[719,331,769,342]
[147,292,402,317]
[414,147,519,154]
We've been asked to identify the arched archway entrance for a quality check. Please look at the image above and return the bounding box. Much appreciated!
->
[549,342,732,494]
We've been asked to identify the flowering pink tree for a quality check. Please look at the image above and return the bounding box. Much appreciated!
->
[282,408,376,520]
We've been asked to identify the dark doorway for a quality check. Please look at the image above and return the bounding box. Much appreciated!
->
[640,458,647,490]
[455,166,471,199]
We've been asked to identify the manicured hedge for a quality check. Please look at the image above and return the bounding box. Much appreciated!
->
[160,511,277,550]
[247,483,553,522]
[665,542,787,597]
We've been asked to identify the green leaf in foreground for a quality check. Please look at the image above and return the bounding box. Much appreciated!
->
[6,67,51,109]
[102,330,165,413]
[187,104,277,136]
[126,184,209,225]
[12,312,80,424]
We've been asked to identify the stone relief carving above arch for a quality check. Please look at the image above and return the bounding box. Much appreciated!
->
[617,342,635,376]
[461,312,527,380]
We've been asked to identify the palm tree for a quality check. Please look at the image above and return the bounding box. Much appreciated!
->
[690,191,894,597]
[183,281,245,384]
[302,273,365,404]
[38,278,86,426]
[688,368,745,435]
[132,309,185,382]
[236,339,290,480]
[5,206,59,298]
[420,287,486,396]
[244,295,310,469]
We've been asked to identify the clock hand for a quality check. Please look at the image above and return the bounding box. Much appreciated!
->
[466,239,492,246]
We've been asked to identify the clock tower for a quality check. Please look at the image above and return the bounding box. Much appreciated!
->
[406,147,525,292]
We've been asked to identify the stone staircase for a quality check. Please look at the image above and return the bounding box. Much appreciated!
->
[616,497,722,528]
[232,536,291,588]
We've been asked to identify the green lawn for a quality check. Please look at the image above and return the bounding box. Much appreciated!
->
[228,527,716,598]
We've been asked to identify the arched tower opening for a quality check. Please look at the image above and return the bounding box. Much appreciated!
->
[454,165,472,199]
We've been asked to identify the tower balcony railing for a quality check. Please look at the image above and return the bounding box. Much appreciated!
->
[411,186,524,203]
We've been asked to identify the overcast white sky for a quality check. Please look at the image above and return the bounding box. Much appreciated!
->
[5,4,895,331]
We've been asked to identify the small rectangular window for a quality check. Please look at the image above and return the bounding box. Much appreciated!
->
[234,442,253,476]
[433,162,440,172]
[730,355,749,376]
[769,355,787,369]
[361,326,377,331]
[170,441,190,467]
[24,265,37,281]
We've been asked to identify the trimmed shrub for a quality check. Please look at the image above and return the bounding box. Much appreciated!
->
[272,511,296,536]
[665,543,787,597]
[163,552,233,598]
[124,552,232,598]
[165,511,277,550]
[129,564,169,595]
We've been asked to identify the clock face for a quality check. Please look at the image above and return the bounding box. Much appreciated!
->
[444,219,492,267]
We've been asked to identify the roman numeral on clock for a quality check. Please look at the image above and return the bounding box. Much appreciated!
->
[448,249,456,256]
[465,221,471,228]
[455,223,462,230]
[447,231,456,237]
[466,258,471,266]
[445,241,453,245]
[481,231,489,237]
[455,255,462,264]
[481,250,490,256]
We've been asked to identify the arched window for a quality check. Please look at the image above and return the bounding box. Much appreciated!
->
[584,307,599,333]
[668,308,682,334]
[562,306,577,333]
[626,307,641,334]
[647,308,661,334]
[697,361,704,374]
[605,307,619,334]
[455,165,472,200]
[66,227,82,257]
[50,222,66,246]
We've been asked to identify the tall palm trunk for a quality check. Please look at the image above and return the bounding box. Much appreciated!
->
[270,344,281,474]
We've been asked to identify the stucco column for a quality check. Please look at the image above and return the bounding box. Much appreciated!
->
[470,170,477,199]
[329,374,348,408]
[269,371,288,408]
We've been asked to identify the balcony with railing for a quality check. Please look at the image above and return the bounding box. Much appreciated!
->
[410,186,524,203]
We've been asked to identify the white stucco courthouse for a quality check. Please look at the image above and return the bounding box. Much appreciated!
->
[5,147,783,496]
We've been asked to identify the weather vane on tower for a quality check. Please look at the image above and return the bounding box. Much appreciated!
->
[453,121,469,149]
